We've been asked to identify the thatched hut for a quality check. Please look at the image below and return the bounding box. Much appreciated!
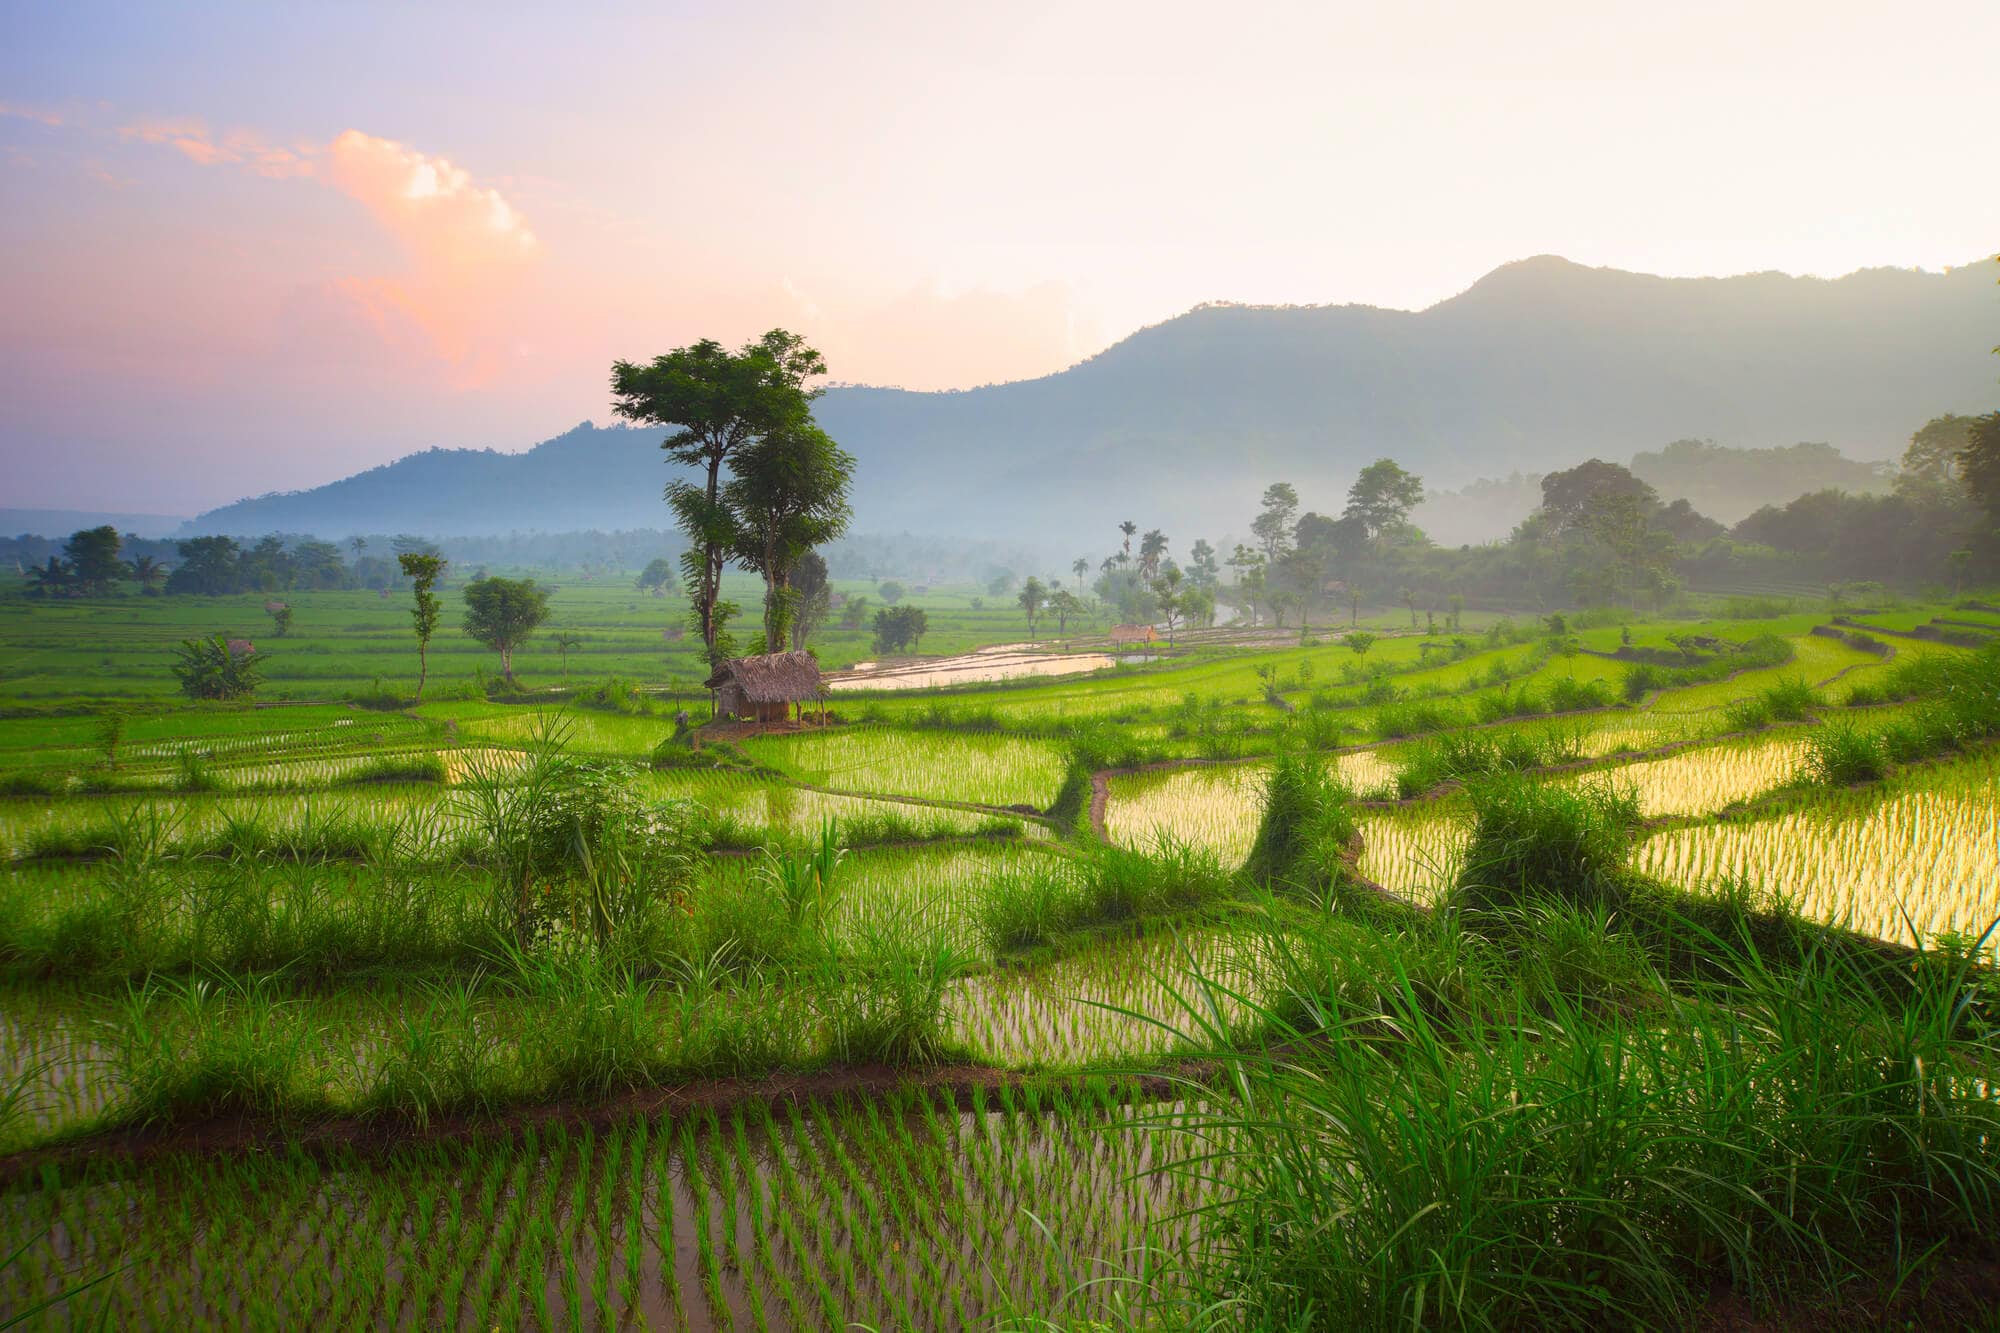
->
[705,651,824,724]
[1108,624,1159,646]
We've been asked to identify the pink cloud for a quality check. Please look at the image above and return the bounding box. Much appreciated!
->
[0,101,65,127]
[322,130,537,269]
[116,116,316,178]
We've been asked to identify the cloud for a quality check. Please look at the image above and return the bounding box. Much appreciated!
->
[116,116,313,178]
[0,101,65,127]
[322,130,537,268]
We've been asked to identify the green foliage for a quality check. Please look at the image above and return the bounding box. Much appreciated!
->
[870,605,928,654]
[1243,752,1359,893]
[1454,774,1641,911]
[1171,921,2000,1328]
[461,576,551,682]
[1759,675,1822,721]
[169,635,262,701]
[1801,720,1888,786]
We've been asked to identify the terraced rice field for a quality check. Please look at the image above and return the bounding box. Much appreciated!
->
[0,1084,1200,1330]
[2,611,1994,1327]
[1103,749,1398,865]
[1635,752,2000,948]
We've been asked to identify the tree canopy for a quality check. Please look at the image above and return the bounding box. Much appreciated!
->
[461,576,550,683]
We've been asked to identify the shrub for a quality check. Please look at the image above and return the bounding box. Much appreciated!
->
[1454,774,1640,911]
[1546,676,1612,711]
[1759,676,1822,721]
[1724,697,1771,731]
[1372,701,1463,739]
[339,753,448,785]
[1244,753,1359,893]
[1621,663,1663,702]
[1801,721,1887,787]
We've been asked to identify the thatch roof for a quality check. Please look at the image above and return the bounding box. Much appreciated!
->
[704,651,823,701]
[1109,624,1158,642]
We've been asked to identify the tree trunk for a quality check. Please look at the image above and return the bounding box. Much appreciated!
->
[501,647,514,683]
[698,449,724,654]
[416,643,428,701]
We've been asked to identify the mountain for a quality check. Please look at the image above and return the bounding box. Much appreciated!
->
[182,256,1999,548]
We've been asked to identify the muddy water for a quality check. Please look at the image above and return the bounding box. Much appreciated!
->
[829,645,1128,691]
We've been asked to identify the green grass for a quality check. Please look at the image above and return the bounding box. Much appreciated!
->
[1,597,1997,1327]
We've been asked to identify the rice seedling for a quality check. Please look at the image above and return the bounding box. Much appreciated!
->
[1634,754,2000,948]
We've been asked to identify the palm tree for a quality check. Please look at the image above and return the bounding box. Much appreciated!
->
[129,556,165,591]
[1072,557,1088,596]
[553,630,583,680]
[1139,529,1168,580]
[25,557,72,597]
[1118,521,1137,559]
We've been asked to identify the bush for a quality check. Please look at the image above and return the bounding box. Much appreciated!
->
[1760,676,1822,721]
[1801,721,1888,786]
[1621,663,1663,702]
[1546,676,1612,711]
[1244,753,1359,893]
[339,753,448,785]
[1454,774,1640,911]
[1724,697,1771,731]
[1372,701,1464,739]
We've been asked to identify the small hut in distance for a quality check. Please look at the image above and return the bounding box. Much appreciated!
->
[705,650,825,725]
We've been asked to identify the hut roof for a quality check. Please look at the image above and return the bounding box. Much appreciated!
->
[1109,624,1158,641]
[703,651,823,702]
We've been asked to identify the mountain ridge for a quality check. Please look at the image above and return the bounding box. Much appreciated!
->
[181,255,1999,546]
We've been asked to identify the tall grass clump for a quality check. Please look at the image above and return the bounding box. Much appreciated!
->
[455,713,703,952]
[1242,752,1359,895]
[339,752,448,785]
[109,973,329,1124]
[365,976,503,1126]
[821,924,970,1064]
[1161,929,2000,1329]
[974,859,1088,953]
[1800,719,1888,786]
[1453,773,1640,911]
[1759,675,1822,721]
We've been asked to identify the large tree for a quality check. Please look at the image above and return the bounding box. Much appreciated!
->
[728,420,854,652]
[1900,414,1977,491]
[166,537,242,596]
[1963,412,2000,525]
[789,550,833,651]
[1251,483,1299,562]
[1343,459,1425,539]
[462,576,550,684]
[63,526,125,595]
[397,552,447,700]
[1540,459,1657,534]
[610,329,825,662]
[1017,576,1047,637]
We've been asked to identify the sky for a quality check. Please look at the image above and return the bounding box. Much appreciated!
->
[3,0,1997,516]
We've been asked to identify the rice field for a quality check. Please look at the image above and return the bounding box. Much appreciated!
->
[1104,749,1398,865]
[1635,751,2000,948]
[1,607,1996,1327]
[1555,733,1811,817]
[0,1083,1201,1330]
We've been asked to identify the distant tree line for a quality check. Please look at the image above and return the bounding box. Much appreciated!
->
[1044,409,1997,634]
